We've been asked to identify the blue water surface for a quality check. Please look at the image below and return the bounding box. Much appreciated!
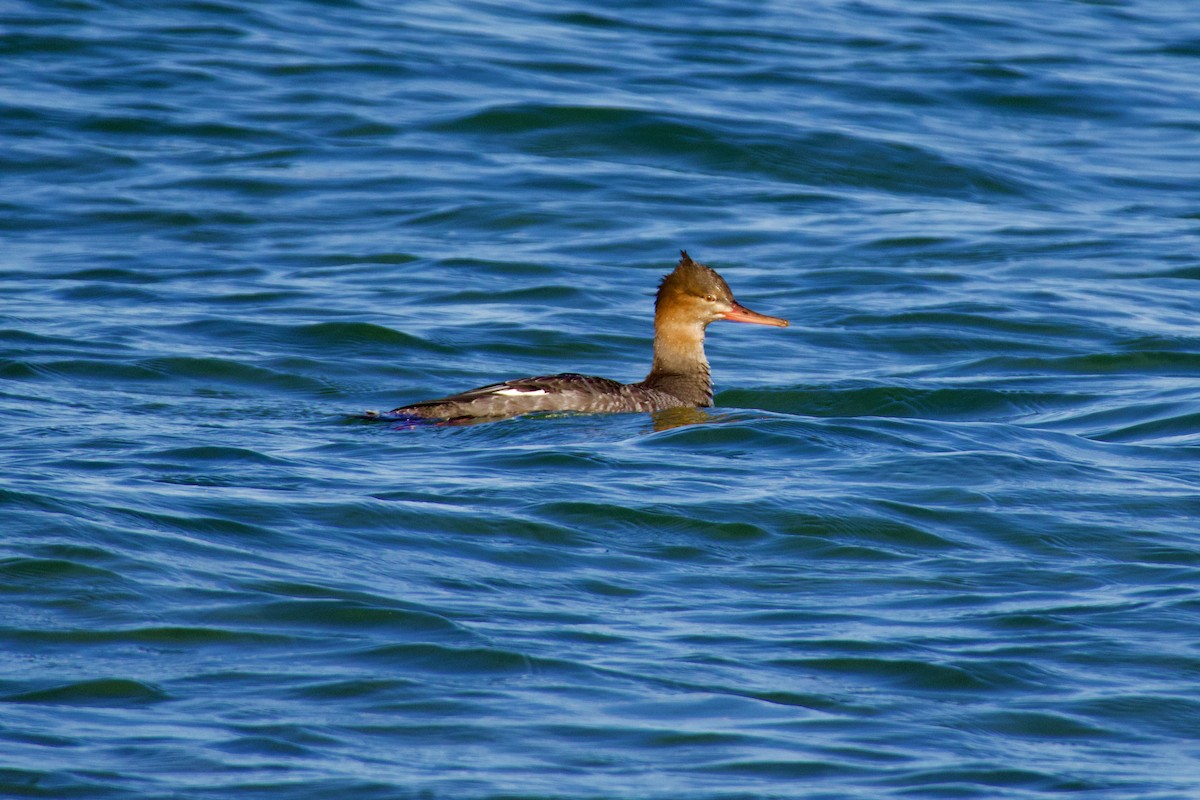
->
[3,1,1200,798]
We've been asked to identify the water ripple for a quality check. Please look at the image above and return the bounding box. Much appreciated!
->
[3,0,1200,798]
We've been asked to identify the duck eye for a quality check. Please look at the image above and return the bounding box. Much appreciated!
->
[704,294,716,303]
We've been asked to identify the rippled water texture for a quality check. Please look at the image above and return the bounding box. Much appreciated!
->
[3,1,1200,798]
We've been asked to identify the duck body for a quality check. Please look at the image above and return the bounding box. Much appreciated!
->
[383,373,701,421]
[376,251,787,423]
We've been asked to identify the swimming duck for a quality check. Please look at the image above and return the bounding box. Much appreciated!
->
[372,251,788,422]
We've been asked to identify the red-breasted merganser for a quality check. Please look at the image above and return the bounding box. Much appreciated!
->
[372,251,788,422]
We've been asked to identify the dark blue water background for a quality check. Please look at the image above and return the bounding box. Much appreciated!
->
[3,1,1200,797]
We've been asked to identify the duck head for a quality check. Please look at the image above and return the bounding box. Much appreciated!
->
[655,251,789,329]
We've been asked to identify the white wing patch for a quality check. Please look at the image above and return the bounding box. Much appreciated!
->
[494,387,548,397]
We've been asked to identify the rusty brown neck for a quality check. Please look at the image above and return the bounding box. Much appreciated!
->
[639,311,713,407]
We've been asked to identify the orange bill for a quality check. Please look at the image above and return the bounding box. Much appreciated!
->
[721,301,789,327]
